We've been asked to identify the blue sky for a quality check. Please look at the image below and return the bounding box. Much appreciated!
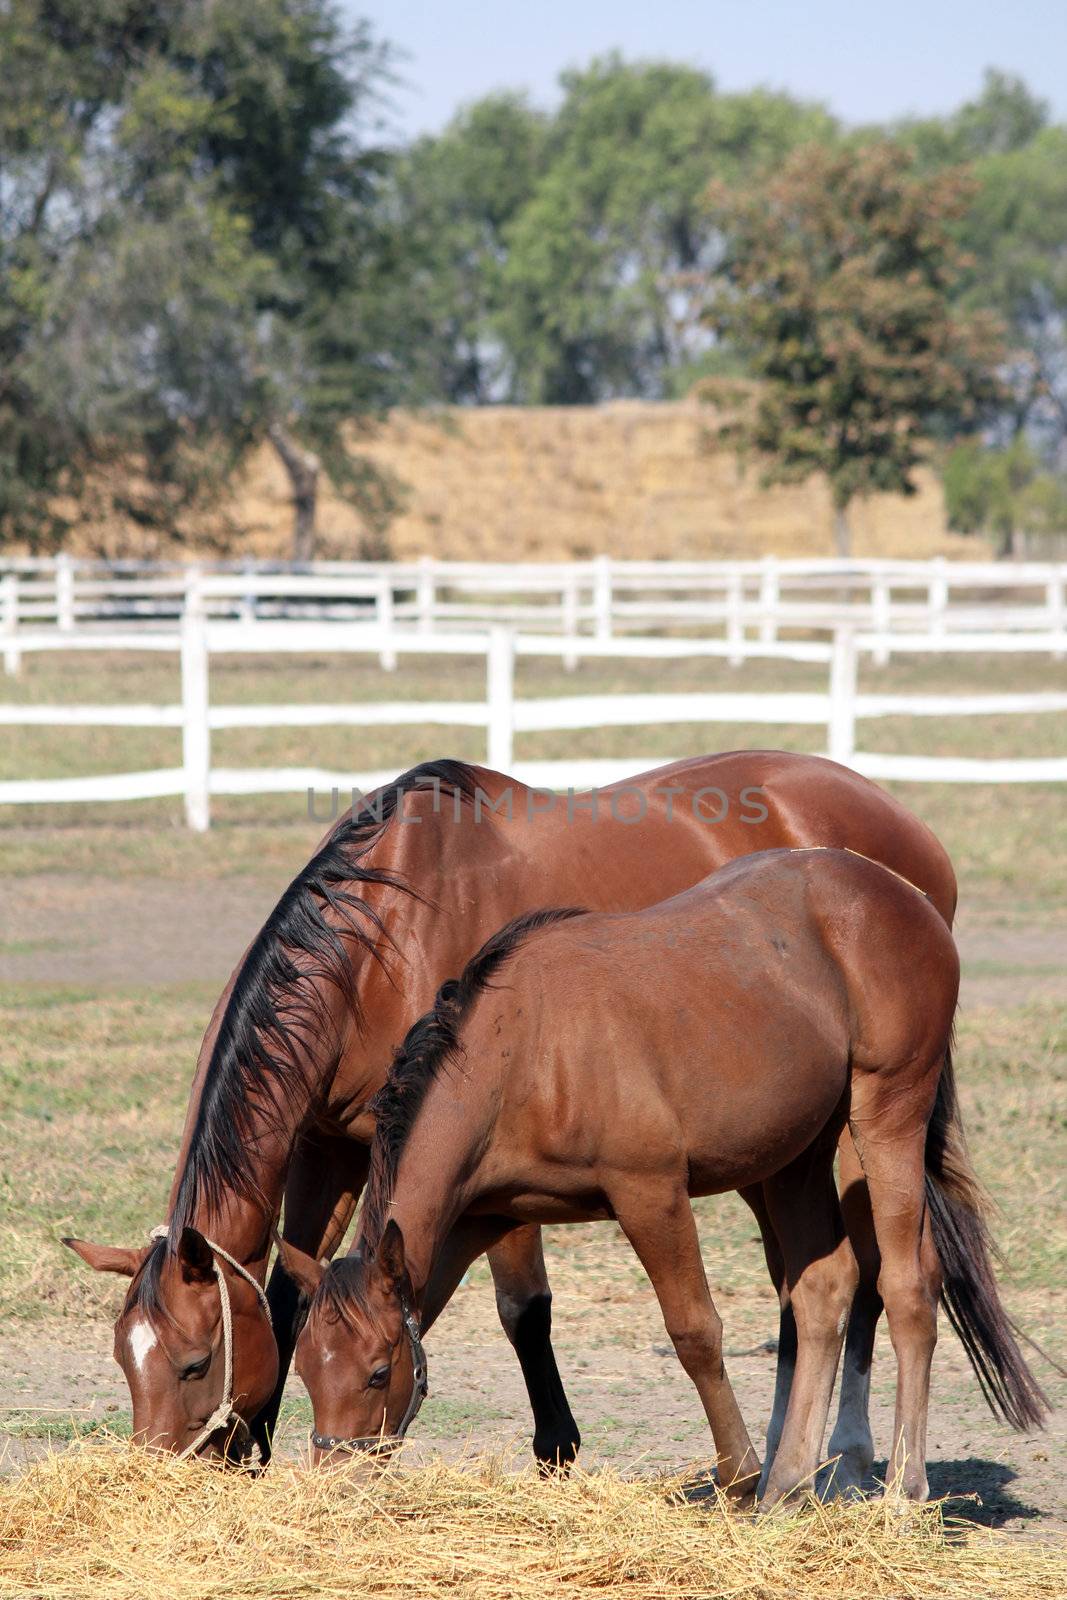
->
[348,0,1067,139]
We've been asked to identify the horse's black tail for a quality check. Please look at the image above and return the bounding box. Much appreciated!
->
[924,1040,1048,1431]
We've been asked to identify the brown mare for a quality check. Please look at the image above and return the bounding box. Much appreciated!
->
[65,753,958,1476]
[285,850,1046,1504]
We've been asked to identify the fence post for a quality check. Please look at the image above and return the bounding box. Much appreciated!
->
[928,556,948,636]
[828,628,857,766]
[1047,573,1065,661]
[56,552,75,632]
[726,569,744,667]
[181,597,211,832]
[2,573,20,676]
[239,556,256,625]
[562,570,579,671]
[183,562,203,634]
[872,571,891,667]
[416,555,435,634]
[758,555,778,644]
[486,627,515,772]
[593,555,613,640]
[376,577,397,670]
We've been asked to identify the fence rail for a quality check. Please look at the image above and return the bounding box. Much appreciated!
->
[2,556,1066,676]
[1,616,1066,829]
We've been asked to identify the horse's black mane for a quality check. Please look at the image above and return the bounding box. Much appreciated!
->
[167,759,480,1245]
[356,904,587,1255]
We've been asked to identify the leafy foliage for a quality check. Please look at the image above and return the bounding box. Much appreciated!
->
[495,58,836,403]
[943,438,1067,555]
[0,0,398,557]
[3,25,1067,558]
[703,142,1007,553]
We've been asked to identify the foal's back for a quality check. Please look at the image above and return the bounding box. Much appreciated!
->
[469,848,958,1207]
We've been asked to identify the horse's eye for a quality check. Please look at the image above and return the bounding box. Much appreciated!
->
[367,1364,390,1390]
[180,1356,211,1382]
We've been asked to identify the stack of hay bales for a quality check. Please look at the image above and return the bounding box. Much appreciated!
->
[243,400,984,563]
[45,399,993,563]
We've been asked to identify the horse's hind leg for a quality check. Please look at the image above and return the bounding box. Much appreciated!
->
[826,1129,881,1495]
[738,1183,798,1489]
[615,1180,760,1504]
[487,1225,581,1468]
[848,1080,942,1502]
[759,1138,858,1509]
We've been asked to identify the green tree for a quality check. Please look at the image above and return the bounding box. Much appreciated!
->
[961,128,1067,458]
[494,57,836,403]
[381,95,548,404]
[943,438,1067,557]
[891,71,1067,462]
[0,0,398,558]
[894,69,1049,167]
[704,141,1007,555]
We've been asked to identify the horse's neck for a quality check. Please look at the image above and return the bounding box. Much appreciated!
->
[385,1060,501,1300]
[166,846,399,1259]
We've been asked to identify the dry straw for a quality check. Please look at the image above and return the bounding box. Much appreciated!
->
[0,1438,1063,1600]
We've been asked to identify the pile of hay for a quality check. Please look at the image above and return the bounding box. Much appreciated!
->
[1,1440,1063,1600]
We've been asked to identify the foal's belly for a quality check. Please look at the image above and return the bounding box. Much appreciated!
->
[683,1049,849,1195]
[669,997,850,1193]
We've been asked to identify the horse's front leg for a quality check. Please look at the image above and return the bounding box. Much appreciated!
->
[485,1225,582,1469]
[416,1217,580,1467]
[616,1180,761,1504]
[252,1132,369,1463]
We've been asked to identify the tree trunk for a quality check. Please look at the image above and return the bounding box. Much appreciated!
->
[833,505,852,558]
[268,424,320,562]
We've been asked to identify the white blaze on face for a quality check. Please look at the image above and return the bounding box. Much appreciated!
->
[128,1318,159,1374]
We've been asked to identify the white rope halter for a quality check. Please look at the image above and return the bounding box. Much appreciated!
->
[148,1226,272,1460]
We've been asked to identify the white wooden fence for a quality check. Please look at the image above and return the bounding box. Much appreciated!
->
[1,613,1066,830]
[2,556,1066,674]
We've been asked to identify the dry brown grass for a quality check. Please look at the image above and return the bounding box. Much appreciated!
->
[37,401,993,563]
[1,1441,1063,1600]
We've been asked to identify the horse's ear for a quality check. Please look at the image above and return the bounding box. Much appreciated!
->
[376,1220,411,1299]
[176,1226,215,1285]
[275,1235,325,1298]
[62,1237,147,1278]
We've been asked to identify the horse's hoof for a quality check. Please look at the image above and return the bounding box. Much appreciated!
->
[533,1435,580,1476]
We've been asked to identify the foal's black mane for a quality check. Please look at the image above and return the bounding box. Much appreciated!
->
[166,760,480,1246]
[355,904,587,1257]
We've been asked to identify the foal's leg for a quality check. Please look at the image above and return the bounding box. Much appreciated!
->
[847,1106,941,1502]
[253,1133,368,1462]
[739,1183,797,1489]
[487,1226,582,1468]
[615,1182,760,1503]
[826,1130,882,1494]
[759,1143,858,1509]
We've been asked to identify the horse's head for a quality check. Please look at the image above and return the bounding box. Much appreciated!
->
[283,1222,426,1464]
[63,1227,277,1461]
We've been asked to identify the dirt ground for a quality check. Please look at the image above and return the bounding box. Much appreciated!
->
[1,872,1064,1532]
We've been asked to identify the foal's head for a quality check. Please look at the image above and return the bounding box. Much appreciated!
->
[283,1222,424,1464]
[63,1228,277,1460]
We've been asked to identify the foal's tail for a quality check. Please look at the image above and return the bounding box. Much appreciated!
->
[924,1040,1048,1431]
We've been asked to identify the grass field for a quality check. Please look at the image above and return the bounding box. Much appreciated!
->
[2,646,1066,899]
[0,643,1064,1559]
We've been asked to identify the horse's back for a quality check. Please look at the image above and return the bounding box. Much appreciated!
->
[477,848,956,1199]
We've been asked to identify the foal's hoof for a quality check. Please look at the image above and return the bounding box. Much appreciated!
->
[758,1471,819,1513]
[723,1465,761,1511]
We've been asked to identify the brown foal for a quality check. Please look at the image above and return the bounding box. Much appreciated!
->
[286,850,1045,1504]
[64,753,957,1471]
